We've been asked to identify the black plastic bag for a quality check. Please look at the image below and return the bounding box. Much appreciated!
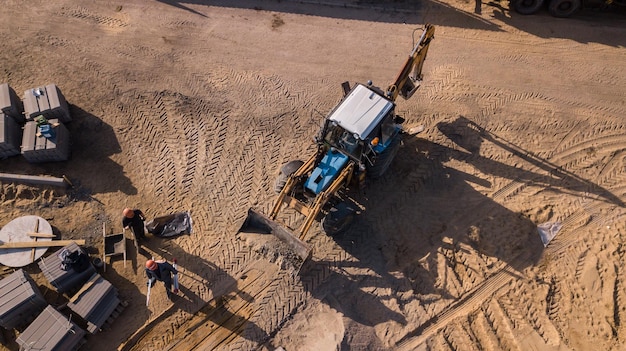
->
[146,212,193,238]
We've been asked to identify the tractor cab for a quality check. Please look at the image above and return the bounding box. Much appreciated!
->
[305,83,398,195]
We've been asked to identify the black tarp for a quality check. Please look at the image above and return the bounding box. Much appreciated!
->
[146,212,192,238]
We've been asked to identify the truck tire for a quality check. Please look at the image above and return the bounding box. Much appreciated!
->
[513,0,545,14]
[321,203,355,236]
[274,160,304,193]
[367,138,401,179]
[548,0,581,17]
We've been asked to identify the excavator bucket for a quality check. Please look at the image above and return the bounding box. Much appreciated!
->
[237,208,312,271]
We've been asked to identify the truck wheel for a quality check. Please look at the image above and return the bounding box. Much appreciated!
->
[321,203,355,236]
[513,0,545,14]
[548,0,581,17]
[367,138,401,179]
[274,160,304,193]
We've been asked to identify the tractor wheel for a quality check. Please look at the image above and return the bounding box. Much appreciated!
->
[513,0,545,14]
[274,160,304,193]
[548,0,581,17]
[367,138,401,179]
[321,203,355,236]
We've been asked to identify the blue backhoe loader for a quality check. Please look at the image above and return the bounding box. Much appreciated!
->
[238,24,436,270]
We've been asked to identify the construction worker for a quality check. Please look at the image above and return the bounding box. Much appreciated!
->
[145,259,178,299]
[122,208,147,242]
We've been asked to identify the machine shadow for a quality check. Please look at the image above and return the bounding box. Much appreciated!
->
[484,0,625,46]
[155,0,498,27]
[437,116,624,208]
[155,0,624,46]
[128,237,273,348]
[303,115,622,320]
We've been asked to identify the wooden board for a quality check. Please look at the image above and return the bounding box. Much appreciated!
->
[0,240,85,249]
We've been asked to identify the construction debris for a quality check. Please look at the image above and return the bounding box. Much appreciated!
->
[538,222,562,247]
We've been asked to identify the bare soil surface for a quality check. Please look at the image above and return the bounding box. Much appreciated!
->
[1,0,625,350]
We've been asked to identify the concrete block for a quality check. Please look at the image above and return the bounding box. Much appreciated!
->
[0,269,47,330]
[16,305,86,351]
[23,84,71,123]
[0,113,22,158]
[67,274,121,334]
[0,83,23,123]
[21,119,70,163]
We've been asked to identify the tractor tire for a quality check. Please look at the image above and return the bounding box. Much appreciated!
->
[367,138,401,179]
[513,0,545,14]
[274,160,304,193]
[321,203,355,236]
[548,0,581,17]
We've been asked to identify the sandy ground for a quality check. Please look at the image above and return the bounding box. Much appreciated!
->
[1,0,626,350]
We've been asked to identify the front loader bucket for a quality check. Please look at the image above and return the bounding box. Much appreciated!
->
[238,208,312,270]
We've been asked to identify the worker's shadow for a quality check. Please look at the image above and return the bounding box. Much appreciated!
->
[91,231,219,350]
[117,237,274,349]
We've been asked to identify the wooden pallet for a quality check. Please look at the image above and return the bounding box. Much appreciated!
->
[102,300,129,330]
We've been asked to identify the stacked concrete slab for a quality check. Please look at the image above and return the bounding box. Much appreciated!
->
[0,269,47,330]
[38,243,96,295]
[21,118,70,163]
[0,83,23,122]
[0,113,22,159]
[0,83,23,158]
[67,273,121,333]
[22,84,71,123]
[16,305,86,351]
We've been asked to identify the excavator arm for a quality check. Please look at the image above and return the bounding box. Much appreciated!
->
[386,24,435,102]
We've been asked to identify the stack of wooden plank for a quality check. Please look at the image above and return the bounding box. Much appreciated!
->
[0,269,46,330]
[67,273,123,334]
[16,305,86,351]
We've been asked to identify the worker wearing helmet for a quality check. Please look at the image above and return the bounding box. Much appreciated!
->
[145,259,178,299]
[122,208,147,242]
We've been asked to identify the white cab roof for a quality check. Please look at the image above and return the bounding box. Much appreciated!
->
[328,84,394,140]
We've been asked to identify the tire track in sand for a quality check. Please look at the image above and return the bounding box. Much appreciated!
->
[395,113,626,349]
